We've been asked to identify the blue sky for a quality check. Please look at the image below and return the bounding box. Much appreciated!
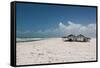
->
[16,3,96,38]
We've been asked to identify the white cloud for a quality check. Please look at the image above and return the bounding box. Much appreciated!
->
[38,21,96,38]
[59,21,83,34]
[17,21,96,38]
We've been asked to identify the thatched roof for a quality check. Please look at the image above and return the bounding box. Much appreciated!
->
[77,34,85,38]
[67,34,75,38]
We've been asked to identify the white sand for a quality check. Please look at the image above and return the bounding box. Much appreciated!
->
[16,38,96,65]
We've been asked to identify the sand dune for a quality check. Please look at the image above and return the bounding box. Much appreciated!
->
[16,38,96,65]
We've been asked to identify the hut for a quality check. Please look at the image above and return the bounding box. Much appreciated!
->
[62,34,90,42]
[76,34,85,42]
[76,34,90,42]
[67,34,76,41]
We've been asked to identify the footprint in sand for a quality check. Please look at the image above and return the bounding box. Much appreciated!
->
[38,53,44,56]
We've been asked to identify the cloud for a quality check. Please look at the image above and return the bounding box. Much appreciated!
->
[59,21,82,34]
[59,21,82,30]
[17,21,96,38]
[37,21,96,37]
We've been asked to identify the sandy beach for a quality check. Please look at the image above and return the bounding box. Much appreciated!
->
[16,38,96,65]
